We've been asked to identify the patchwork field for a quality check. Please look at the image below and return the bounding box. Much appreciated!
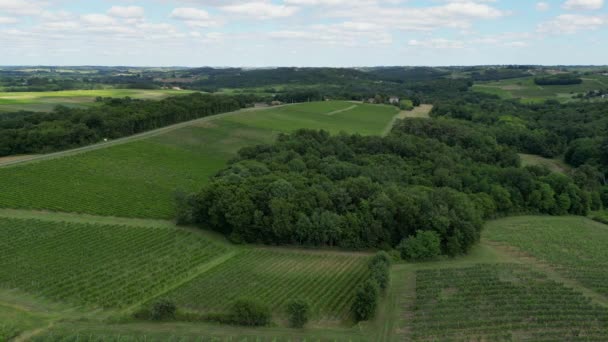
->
[473,75,608,103]
[0,101,398,219]
[162,248,370,323]
[0,89,196,112]
[0,216,229,308]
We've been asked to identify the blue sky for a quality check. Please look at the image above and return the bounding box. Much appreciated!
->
[0,0,606,66]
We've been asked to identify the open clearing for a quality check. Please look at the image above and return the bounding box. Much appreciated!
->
[473,75,608,103]
[0,101,397,219]
[0,89,196,112]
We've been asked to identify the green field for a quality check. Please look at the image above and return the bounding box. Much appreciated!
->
[0,89,196,112]
[411,264,608,341]
[162,248,369,324]
[0,101,398,219]
[473,75,608,103]
[0,217,230,308]
[485,216,608,298]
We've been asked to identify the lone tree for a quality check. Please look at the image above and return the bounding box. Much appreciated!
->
[230,298,271,326]
[286,299,310,328]
[150,299,176,321]
[352,279,379,321]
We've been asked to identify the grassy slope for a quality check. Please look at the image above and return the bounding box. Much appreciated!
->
[0,101,398,219]
[0,89,196,112]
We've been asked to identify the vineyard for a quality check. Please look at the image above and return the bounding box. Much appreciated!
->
[0,101,398,219]
[409,264,608,341]
[162,249,371,323]
[0,217,229,308]
[485,216,608,297]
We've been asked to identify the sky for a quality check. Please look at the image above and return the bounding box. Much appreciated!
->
[0,0,607,67]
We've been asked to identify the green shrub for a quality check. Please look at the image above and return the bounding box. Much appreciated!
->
[352,279,379,321]
[398,230,441,261]
[368,251,391,290]
[286,299,310,328]
[150,299,177,321]
[230,298,271,326]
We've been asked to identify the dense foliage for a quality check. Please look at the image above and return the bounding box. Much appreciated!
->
[184,118,592,254]
[398,230,442,261]
[431,93,608,203]
[0,93,251,156]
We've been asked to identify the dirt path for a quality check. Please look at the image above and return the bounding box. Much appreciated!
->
[0,105,289,169]
[325,104,358,115]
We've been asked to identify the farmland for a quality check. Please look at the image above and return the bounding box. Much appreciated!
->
[0,101,398,219]
[162,248,370,324]
[0,89,196,112]
[485,216,608,298]
[473,75,608,103]
[0,216,230,308]
[410,264,608,341]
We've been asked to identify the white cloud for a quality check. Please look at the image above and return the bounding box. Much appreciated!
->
[170,7,218,27]
[0,16,19,24]
[81,14,117,26]
[538,14,605,33]
[536,2,550,11]
[562,0,604,10]
[220,1,298,19]
[0,0,46,16]
[107,6,145,19]
[408,38,466,49]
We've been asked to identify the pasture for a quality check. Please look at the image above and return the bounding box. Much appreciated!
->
[0,101,398,219]
[473,75,608,103]
[519,153,570,174]
[0,89,196,112]
[162,248,370,324]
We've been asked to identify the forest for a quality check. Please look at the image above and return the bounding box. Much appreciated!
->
[180,119,594,256]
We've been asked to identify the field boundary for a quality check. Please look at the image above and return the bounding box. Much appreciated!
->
[381,104,432,137]
[0,104,290,169]
[122,250,240,315]
[325,104,358,116]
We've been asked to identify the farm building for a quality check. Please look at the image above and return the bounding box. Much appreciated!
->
[389,96,400,104]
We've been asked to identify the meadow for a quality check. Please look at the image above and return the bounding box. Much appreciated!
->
[0,101,398,219]
[472,75,608,103]
[0,89,196,112]
[162,248,370,324]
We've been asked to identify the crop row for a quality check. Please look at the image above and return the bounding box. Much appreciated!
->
[408,264,608,341]
[484,216,608,297]
[162,248,370,321]
[0,217,228,308]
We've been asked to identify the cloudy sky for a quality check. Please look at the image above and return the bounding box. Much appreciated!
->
[0,0,606,66]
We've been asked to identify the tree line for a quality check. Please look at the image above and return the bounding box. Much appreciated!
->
[0,93,256,156]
